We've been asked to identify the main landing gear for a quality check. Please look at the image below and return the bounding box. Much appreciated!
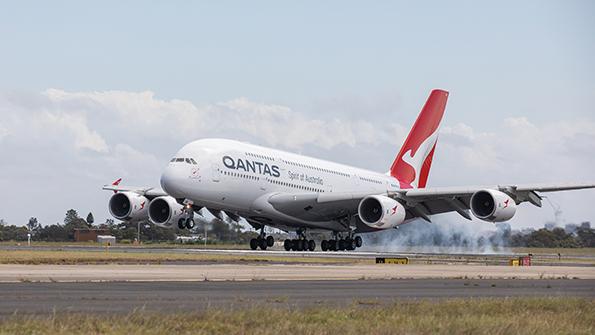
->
[320,233,362,252]
[247,228,363,252]
[249,228,274,250]
[282,229,316,252]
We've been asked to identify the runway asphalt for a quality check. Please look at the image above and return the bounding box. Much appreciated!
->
[1,279,593,316]
[3,263,594,282]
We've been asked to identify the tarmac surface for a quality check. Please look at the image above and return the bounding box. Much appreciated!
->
[2,263,595,282]
[1,279,594,316]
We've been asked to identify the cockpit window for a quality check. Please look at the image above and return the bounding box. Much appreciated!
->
[171,157,197,164]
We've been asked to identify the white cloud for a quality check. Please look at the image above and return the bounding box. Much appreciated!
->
[40,89,397,150]
[0,123,8,141]
[41,111,109,153]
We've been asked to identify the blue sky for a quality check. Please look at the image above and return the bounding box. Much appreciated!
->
[0,1,594,228]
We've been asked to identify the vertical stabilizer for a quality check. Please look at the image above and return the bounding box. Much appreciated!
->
[390,89,448,188]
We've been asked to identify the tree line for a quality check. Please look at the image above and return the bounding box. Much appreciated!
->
[0,209,256,244]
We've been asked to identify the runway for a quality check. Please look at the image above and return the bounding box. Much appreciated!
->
[2,263,595,282]
[2,279,593,316]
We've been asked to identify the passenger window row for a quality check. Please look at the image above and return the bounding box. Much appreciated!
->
[360,176,382,185]
[222,170,259,180]
[281,159,349,178]
[267,178,324,193]
[245,152,274,161]
[170,157,198,165]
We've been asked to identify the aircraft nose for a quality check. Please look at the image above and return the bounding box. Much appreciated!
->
[160,165,182,197]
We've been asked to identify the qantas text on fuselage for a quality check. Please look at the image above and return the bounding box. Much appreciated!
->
[104,89,595,252]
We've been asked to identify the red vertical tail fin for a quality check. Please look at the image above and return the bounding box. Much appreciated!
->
[390,89,449,189]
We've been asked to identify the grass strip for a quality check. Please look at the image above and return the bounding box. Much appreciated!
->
[0,250,356,265]
[0,297,593,335]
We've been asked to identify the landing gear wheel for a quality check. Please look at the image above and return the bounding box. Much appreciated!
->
[308,240,316,251]
[178,219,186,229]
[266,236,274,247]
[354,236,363,248]
[249,238,258,250]
[259,238,268,250]
[345,238,353,251]
[284,239,291,251]
[185,218,195,229]
[350,239,357,250]
[329,240,337,251]
[321,240,328,251]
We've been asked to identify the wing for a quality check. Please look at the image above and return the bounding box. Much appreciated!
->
[266,183,595,224]
[102,184,168,198]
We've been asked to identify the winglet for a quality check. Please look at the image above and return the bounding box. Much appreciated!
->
[390,89,448,189]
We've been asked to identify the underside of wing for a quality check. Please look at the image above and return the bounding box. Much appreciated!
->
[265,182,595,227]
[267,192,368,222]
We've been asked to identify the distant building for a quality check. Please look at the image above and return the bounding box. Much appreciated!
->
[74,228,109,242]
[175,235,202,243]
[97,235,116,245]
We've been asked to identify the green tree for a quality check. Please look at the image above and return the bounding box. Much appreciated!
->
[26,217,41,236]
[37,223,68,242]
[86,212,95,225]
[63,209,90,240]
[577,228,595,247]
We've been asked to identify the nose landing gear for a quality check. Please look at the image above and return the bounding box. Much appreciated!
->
[178,218,195,229]
[177,202,196,230]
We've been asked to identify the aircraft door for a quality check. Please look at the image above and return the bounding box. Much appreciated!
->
[211,163,221,182]
[258,173,267,191]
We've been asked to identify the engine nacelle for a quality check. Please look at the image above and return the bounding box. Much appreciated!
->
[148,196,185,227]
[108,192,149,221]
[470,189,517,222]
[358,195,406,229]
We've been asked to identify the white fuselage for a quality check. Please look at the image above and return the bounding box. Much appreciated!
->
[160,139,402,232]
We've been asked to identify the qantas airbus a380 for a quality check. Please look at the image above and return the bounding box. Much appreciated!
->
[104,90,595,251]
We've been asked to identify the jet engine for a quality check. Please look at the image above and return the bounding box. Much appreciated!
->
[108,192,149,221]
[148,196,186,227]
[470,189,517,222]
[358,195,406,229]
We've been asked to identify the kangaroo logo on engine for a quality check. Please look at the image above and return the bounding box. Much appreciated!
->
[222,156,280,177]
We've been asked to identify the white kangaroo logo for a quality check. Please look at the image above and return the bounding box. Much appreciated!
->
[401,129,439,188]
